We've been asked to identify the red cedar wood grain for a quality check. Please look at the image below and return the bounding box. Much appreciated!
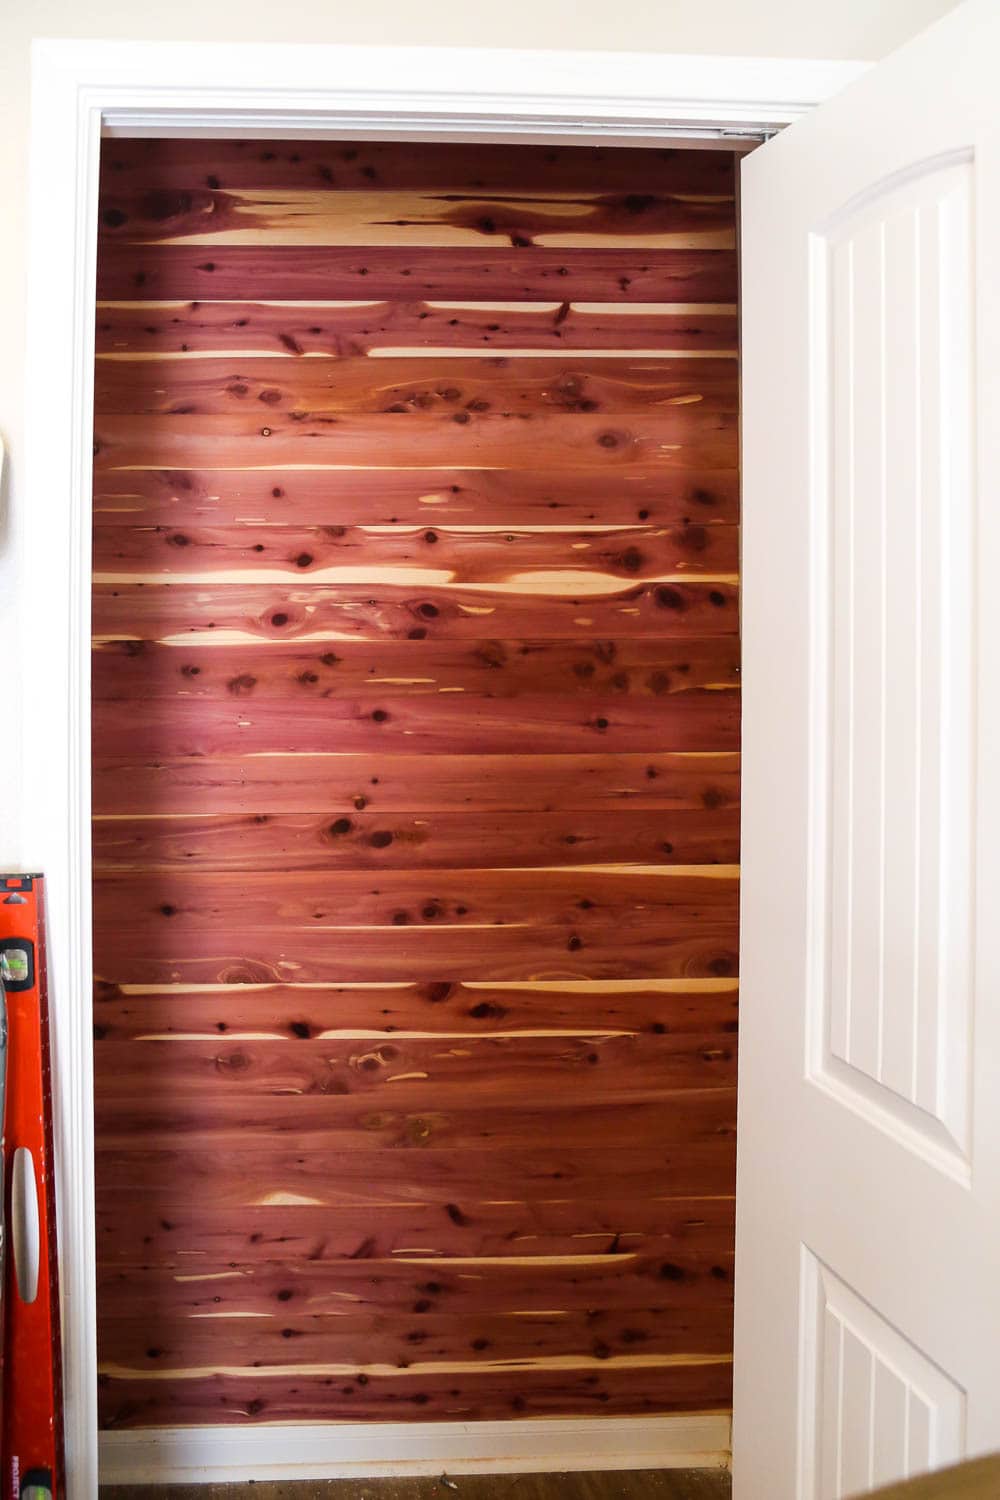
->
[91,519,738,578]
[92,579,739,642]
[92,465,740,526]
[97,138,736,193]
[94,302,738,359]
[91,636,739,697]
[93,1193,735,1265]
[90,750,739,815]
[91,138,740,1426]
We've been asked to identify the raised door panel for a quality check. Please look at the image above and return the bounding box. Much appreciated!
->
[812,157,976,1175]
[801,1253,964,1499]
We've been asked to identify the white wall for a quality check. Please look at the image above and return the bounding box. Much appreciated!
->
[0,0,961,864]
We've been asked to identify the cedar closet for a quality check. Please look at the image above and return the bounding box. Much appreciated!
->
[90,141,740,1427]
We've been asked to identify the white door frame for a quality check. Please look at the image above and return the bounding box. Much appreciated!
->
[23,39,864,1494]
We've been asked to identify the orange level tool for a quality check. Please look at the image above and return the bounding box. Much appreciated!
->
[0,875,63,1500]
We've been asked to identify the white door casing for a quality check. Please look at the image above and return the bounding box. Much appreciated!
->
[23,40,865,1495]
[736,1,1000,1496]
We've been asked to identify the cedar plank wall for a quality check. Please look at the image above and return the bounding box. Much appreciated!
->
[91,139,740,1429]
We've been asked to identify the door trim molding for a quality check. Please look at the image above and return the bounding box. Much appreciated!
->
[24,39,864,1495]
[100,1414,731,1484]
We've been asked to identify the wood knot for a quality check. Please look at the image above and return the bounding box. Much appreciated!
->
[216,1051,250,1072]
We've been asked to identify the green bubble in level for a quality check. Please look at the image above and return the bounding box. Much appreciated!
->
[0,948,28,982]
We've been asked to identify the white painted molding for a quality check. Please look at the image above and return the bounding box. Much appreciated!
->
[24,37,863,1498]
[26,41,103,1500]
[100,1414,731,1485]
[33,40,868,142]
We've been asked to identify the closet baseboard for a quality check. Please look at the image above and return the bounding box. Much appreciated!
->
[99,1412,731,1484]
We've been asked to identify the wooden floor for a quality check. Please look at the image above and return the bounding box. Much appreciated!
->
[102,1469,731,1499]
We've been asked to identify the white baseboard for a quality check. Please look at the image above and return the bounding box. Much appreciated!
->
[99,1413,731,1485]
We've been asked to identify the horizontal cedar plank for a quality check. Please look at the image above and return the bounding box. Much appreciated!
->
[95,301,737,357]
[90,637,739,700]
[94,1103,733,1156]
[91,466,739,526]
[96,1361,733,1427]
[93,355,739,418]
[90,691,740,757]
[97,1314,731,1362]
[93,1106,734,1155]
[96,1279,735,1320]
[99,1316,734,1373]
[94,1094,735,1151]
[92,1033,735,1104]
[97,246,738,306]
[91,807,739,874]
[91,520,738,580]
[93,1094,735,1148]
[93,867,738,928]
[91,979,739,1041]
[92,580,739,641]
[98,1311,734,1375]
[96,1252,732,1325]
[96,188,734,250]
[99,140,736,196]
[91,870,739,983]
[93,412,737,478]
[94,1140,735,1203]
[92,931,737,985]
[92,1194,734,1266]
[90,750,739,817]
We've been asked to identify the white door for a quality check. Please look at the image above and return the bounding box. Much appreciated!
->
[735,1,1000,1494]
